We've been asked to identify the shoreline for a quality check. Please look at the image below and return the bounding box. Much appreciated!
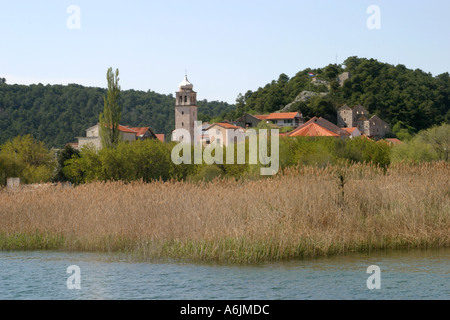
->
[0,233,448,265]
[1,162,449,264]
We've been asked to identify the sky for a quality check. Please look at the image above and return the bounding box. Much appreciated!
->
[1,0,449,104]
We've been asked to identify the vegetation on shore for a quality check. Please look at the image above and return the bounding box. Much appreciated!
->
[1,123,449,186]
[1,162,448,264]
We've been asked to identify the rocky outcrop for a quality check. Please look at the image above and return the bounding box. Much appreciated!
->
[281,91,328,112]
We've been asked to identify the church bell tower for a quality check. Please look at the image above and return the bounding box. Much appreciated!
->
[173,75,198,143]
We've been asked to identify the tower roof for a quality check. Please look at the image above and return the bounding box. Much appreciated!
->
[178,75,193,89]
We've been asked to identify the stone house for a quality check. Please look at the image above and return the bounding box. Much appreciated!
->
[76,123,158,150]
[363,115,390,139]
[337,105,390,139]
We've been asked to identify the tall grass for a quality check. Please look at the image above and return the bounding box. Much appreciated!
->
[0,162,449,264]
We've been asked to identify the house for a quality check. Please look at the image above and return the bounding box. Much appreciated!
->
[204,122,245,147]
[337,104,390,139]
[128,127,158,140]
[199,122,211,145]
[288,117,350,138]
[264,112,304,128]
[253,115,270,121]
[76,123,161,150]
[234,113,264,129]
[363,115,390,139]
[342,127,362,138]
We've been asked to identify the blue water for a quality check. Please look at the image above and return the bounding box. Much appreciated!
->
[0,248,448,300]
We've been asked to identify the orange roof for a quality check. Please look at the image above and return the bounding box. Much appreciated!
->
[289,122,339,137]
[117,125,138,134]
[129,127,150,136]
[342,127,359,134]
[155,134,165,142]
[289,117,349,137]
[385,138,403,145]
[208,123,243,130]
[266,112,300,120]
[254,115,270,120]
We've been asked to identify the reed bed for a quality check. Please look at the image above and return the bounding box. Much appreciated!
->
[0,162,449,264]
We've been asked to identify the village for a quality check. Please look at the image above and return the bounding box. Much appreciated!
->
[73,75,401,151]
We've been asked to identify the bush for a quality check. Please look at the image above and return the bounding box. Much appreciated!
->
[0,135,56,184]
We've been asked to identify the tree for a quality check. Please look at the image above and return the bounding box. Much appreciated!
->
[53,144,80,182]
[99,68,122,148]
[0,135,55,184]
[417,123,450,161]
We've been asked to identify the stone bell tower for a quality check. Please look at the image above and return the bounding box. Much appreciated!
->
[173,75,198,143]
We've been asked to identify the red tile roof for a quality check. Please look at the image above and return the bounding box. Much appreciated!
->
[266,112,301,120]
[385,138,403,145]
[359,133,372,140]
[289,122,340,137]
[117,125,138,134]
[254,115,270,120]
[289,117,349,137]
[208,123,243,130]
[129,127,150,136]
[66,143,79,148]
[155,134,165,142]
[342,127,359,134]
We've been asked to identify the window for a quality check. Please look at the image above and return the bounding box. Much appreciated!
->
[181,111,184,115]
[179,96,182,103]
[216,129,220,134]
[184,96,187,103]
[182,122,184,126]
[216,138,221,145]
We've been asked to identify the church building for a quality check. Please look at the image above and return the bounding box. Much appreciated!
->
[172,75,198,144]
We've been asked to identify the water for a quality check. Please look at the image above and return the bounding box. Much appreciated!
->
[0,248,448,300]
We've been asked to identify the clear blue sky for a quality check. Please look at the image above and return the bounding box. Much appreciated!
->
[1,0,449,103]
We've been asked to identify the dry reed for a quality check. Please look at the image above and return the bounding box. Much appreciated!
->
[0,162,449,264]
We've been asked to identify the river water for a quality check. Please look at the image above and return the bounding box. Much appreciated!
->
[0,248,448,300]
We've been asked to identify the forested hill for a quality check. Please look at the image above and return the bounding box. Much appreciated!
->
[1,56,449,148]
[0,82,234,148]
[232,56,450,135]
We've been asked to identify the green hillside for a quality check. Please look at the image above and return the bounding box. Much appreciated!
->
[1,56,449,148]
[231,56,450,135]
[0,82,234,148]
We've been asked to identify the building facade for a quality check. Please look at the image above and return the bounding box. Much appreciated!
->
[172,75,198,144]
[76,124,157,150]
[337,104,390,139]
